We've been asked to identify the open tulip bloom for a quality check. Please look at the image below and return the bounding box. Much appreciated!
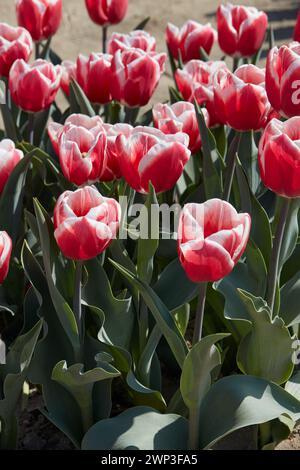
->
[108,30,157,54]
[0,23,32,77]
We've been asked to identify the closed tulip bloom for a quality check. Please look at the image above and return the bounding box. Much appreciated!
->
[54,186,121,260]
[85,0,128,26]
[76,53,113,105]
[60,60,76,96]
[217,3,268,57]
[0,139,23,194]
[153,101,209,154]
[266,42,300,118]
[176,60,227,126]
[0,231,12,284]
[101,123,133,181]
[214,64,273,131]
[110,48,167,108]
[116,126,191,194]
[0,23,32,77]
[293,12,300,42]
[16,0,62,42]
[108,30,156,54]
[166,20,216,62]
[258,117,300,198]
[178,199,251,282]
[48,114,107,186]
[9,59,61,112]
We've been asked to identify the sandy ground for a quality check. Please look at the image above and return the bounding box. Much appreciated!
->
[1,0,300,451]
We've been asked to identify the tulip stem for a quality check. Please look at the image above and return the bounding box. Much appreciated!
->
[102,26,108,53]
[193,282,207,345]
[28,113,35,145]
[233,56,240,71]
[74,260,84,347]
[267,197,291,315]
[223,132,241,202]
[35,42,40,60]
[125,106,139,125]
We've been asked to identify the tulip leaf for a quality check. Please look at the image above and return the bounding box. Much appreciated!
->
[154,258,198,311]
[33,199,80,356]
[134,17,151,30]
[280,270,300,326]
[0,148,36,244]
[137,183,159,283]
[109,259,188,368]
[69,79,95,117]
[0,319,43,449]
[236,161,272,265]
[285,371,300,401]
[198,374,300,449]
[180,333,230,411]
[82,406,188,450]
[237,290,294,384]
[194,100,223,199]
[0,102,20,142]
[278,197,300,271]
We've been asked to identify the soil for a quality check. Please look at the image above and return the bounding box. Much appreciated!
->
[1,0,300,452]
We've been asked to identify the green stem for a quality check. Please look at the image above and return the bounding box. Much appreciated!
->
[74,261,83,347]
[102,26,108,53]
[28,113,35,145]
[192,282,207,345]
[188,406,201,450]
[125,106,139,125]
[223,132,242,201]
[35,42,40,60]
[233,56,240,71]
[266,197,291,315]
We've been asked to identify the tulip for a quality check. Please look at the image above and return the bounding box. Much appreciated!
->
[48,114,107,186]
[214,64,274,131]
[108,30,156,54]
[0,139,23,194]
[175,60,227,126]
[116,126,191,193]
[177,199,251,283]
[166,20,216,62]
[54,186,121,260]
[85,0,128,26]
[258,117,300,198]
[0,23,32,78]
[0,231,12,284]
[153,101,209,154]
[9,59,61,112]
[110,48,167,108]
[16,0,62,42]
[217,3,268,57]
[101,123,133,181]
[265,42,300,118]
[76,53,113,104]
[293,12,300,42]
[60,60,76,96]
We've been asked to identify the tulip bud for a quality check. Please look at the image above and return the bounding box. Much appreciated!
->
[0,23,32,78]
[0,139,23,194]
[217,3,268,57]
[101,123,133,182]
[166,20,216,62]
[259,117,300,198]
[16,0,62,42]
[108,30,156,54]
[9,59,62,112]
[60,60,76,97]
[178,199,251,282]
[266,42,300,118]
[0,231,12,284]
[110,48,166,108]
[116,126,191,194]
[76,53,113,105]
[85,0,128,26]
[153,101,209,154]
[214,64,274,131]
[175,60,227,127]
[54,186,121,260]
[48,114,107,186]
